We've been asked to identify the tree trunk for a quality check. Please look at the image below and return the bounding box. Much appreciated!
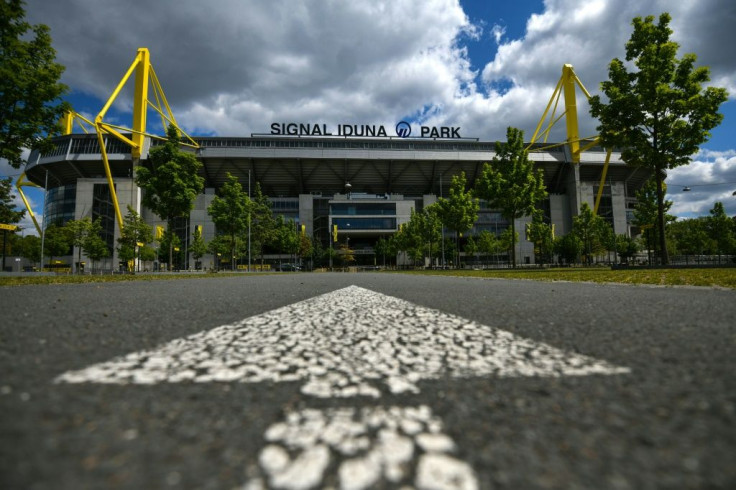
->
[655,171,670,265]
[510,219,517,268]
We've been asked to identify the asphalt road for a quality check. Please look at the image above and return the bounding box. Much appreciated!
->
[1,272,734,489]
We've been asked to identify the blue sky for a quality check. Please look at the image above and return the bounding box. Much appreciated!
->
[4,0,735,233]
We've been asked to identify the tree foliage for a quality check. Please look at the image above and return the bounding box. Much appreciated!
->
[436,172,478,267]
[0,177,25,225]
[250,182,277,264]
[17,233,41,264]
[116,207,152,271]
[476,127,547,267]
[83,219,109,270]
[190,226,207,266]
[615,234,639,264]
[65,217,92,273]
[706,201,736,255]
[135,125,204,269]
[632,179,675,259]
[43,223,70,264]
[527,212,555,264]
[207,172,249,270]
[589,13,728,264]
[0,0,70,168]
[554,233,583,264]
[572,203,612,264]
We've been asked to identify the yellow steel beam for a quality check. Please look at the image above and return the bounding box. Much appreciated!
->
[593,149,613,215]
[96,51,141,131]
[95,126,124,230]
[562,64,581,164]
[529,77,564,146]
[61,112,74,135]
[132,48,150,158]
[15,173,42,235]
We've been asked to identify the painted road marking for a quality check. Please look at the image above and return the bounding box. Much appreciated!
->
[55,285,629,395]
[243,405,477,490]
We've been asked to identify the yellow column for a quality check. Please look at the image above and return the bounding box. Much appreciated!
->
[132,48,150,158]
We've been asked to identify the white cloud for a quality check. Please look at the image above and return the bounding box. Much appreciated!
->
[667,150,736,217]
[490,24,506,44]
[21,0,736,217]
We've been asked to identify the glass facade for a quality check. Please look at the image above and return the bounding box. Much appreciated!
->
[593,185,613,226]
[333,217,396,230]
[92,184,116,254]
[330,203,396,216]
[44,184,77,227]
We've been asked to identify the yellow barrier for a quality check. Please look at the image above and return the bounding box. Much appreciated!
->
[235,264,271,271]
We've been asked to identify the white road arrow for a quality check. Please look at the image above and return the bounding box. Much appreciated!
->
[56,285,629,397]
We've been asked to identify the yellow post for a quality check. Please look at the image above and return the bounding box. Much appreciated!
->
[562,64,581,164]
[593,149,613,215]
[15,174,42,235]
[61,112,74,135]
[132,48,150,158]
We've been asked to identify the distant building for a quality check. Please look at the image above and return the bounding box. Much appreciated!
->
[25,132,648,270]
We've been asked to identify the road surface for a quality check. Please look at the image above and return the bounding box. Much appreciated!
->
[1,272,734,489]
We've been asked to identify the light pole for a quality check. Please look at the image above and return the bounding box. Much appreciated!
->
[39,169,48,271]
[248,169,251,272]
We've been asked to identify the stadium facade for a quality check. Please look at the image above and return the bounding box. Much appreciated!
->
[23,126,649,271]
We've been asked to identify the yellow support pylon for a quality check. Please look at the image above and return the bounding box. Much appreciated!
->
[57,48,200,231]
[529,64,611,215]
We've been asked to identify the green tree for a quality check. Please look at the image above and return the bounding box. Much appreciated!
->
[139,245,156,265]
[1,176,26,269]
[706,202,735,256]
[18,233,41,266]
[476,127,547,267]
[555,233,583,265]
[207,172,249,271]
[464,236,478,266]
[337,243,355,266]
[65,217,92,273]
[250,182,277,265]
[477,230,501,265]
[117,207,153,272]
[527,212,555,265]
[615,234,639,264]
[135,125,204,270]
[207,234,230,271]
[590,13,728,265]
[632,179,675,261]
[0,0,70,168]
[436,172,478,267]
[667,218,709,256]
[158,230,183,270]
[83,219,109,272]
[498,228,517,266]
[297,232,313,267]
[274,216,299,265]
[0,177,25,224]
[43,223,71,266]
[374,236,390,268]
[190,226,207,268]
[572,203,611,264]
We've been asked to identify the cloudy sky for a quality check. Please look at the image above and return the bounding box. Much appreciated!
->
[4,0,736,233]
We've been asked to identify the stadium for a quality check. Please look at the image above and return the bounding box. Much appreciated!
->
[17,50,649,271]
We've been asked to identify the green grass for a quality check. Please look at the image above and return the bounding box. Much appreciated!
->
[2,268,735,289]
[0,271,254,286]
[395,267,736,289]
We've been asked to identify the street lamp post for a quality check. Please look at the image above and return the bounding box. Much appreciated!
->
[248,169,251,272]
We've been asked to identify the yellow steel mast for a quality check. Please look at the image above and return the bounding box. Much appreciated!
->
[63,48,198,230]
[529,64,613,215]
